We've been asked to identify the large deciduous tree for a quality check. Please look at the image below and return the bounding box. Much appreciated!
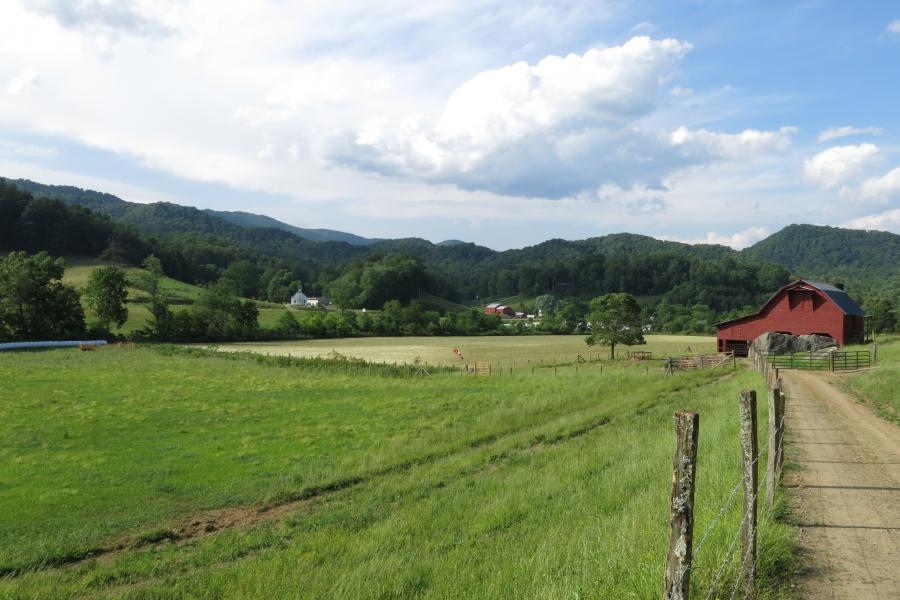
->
[865,296,897,335]
[585,292,645,359]
[326,254,431,309]
[84,265,129,333]
[0,251,85,341]
[194,281,259,338]
[134,254,171,325]
[220,260,260,299]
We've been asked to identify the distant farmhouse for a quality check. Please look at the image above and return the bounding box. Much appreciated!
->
[484,303,515,316]
[289,286,330,308]
[715,280,865,356]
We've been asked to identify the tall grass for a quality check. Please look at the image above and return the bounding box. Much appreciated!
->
[0,346,795,598]
[840,336,900,424]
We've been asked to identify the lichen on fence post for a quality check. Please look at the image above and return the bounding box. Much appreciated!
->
[663,410,700,600]
[738,390,759,598]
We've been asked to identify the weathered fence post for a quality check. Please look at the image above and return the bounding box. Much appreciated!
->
[774,381,785,483]
[738,390,759,598]
[663,410,700,600]
[765,381,785,508]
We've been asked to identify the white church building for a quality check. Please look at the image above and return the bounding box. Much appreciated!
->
[289,286,330,307]
[290,286,309,306]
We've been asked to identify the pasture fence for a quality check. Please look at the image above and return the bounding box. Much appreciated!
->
[749,346,872,373]
[663,374,787,599]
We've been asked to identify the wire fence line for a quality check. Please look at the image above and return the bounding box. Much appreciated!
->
[664,366,787,600]
[703,486,757,600]
[704,407,785,599]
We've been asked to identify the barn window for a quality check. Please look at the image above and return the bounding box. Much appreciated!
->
[789,291,813,311]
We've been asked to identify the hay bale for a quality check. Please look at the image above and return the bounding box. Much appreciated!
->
[752,332,837,355]
[796,334,837,353]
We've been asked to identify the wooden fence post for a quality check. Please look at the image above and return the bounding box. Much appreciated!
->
[765,381,785,508]
[663,410,700,600]
[738,390,758,598]
[774,382,785,484]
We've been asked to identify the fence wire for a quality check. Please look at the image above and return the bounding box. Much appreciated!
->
[693,409,785,600]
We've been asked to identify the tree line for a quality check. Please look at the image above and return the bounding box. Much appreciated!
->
[3,178,898,338]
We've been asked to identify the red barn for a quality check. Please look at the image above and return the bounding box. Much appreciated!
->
[484,303,516,316]
[715,280,865,356]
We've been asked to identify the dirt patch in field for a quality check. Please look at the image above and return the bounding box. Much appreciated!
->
[781,371,900,598]
[170,498,314,540]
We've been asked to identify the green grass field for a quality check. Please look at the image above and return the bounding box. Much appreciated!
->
[0,342,794,598]
[839,336,900,425]
[214,334,716,367]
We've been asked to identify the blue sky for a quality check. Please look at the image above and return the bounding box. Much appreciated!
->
[1,0,899,249]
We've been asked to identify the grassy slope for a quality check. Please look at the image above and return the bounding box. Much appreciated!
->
[62,257,290,334]
[839,336,900,425]
[0,346,794,598]
[62,257,201,304]
[214,334,717,367]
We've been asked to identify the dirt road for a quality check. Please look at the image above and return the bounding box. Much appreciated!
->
[781,371,900,599]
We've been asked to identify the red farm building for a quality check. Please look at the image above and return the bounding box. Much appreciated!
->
[484,303,515,316]
[715,280,865,356]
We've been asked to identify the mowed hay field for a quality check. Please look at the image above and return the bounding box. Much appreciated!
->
[214,334,716,367]
[0,344,794,598]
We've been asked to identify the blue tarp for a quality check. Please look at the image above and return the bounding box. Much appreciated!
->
[0,340,108,351]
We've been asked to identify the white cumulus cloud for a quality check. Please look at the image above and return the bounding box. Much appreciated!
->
[803,144,879,188]
[858,165,900,202]
[842,208,900,233]
[22,0,180,36]
[888,20,900,35]
[669,126,797,159]
[5,68,39,95]
[817,125,883,143]
[661,226,770,250]
[329,37,796,198]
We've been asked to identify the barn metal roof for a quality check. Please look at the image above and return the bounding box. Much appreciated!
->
[805,281,865,316]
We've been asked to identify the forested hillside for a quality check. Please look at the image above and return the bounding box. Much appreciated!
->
[5,176,899,334]
[743,223,900,280]
[206,209,379,245]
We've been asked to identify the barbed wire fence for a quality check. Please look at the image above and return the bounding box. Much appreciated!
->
[663,366,787,600]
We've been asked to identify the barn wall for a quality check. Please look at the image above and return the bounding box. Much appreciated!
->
[716,288,850,351]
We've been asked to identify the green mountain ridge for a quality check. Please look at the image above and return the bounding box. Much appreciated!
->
[4,176,899,318]
[8,179,379,246]
[204,209,381,246]
[12,176,900,283]
[743,223,900,277]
